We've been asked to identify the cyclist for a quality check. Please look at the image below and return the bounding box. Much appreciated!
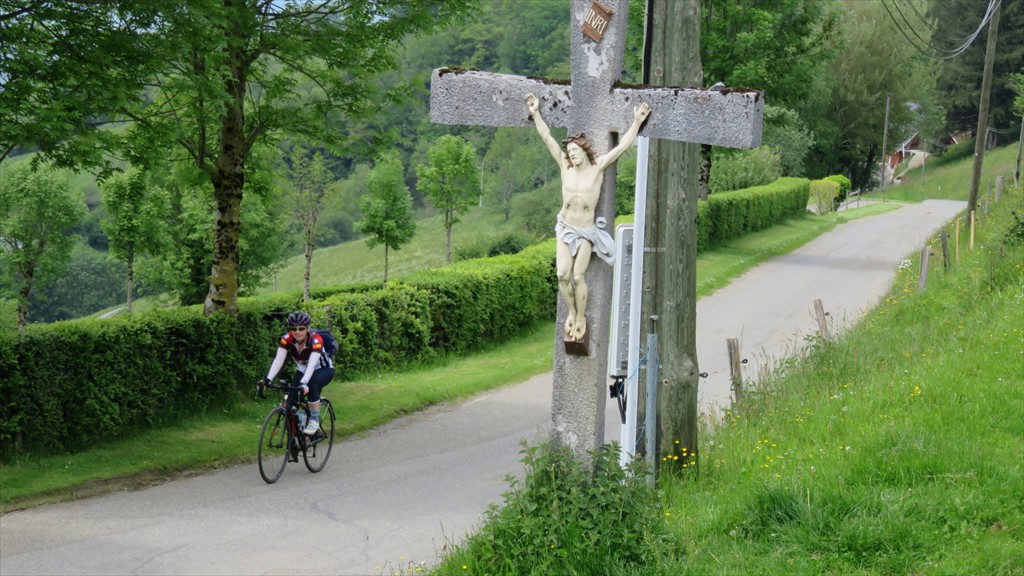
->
[260,311,334,435]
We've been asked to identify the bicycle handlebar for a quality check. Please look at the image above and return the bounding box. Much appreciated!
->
[254,378,307,400]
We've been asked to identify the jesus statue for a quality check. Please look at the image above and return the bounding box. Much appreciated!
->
[526,93,651,342]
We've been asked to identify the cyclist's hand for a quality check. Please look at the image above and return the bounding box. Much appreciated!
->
[255,378,269,399]
[300,383,309,396]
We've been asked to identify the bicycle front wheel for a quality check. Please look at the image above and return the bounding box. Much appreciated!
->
[258,407,290,484]
[303,398,335,473]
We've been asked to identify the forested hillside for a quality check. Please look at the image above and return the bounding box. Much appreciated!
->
[1,0,1021,326]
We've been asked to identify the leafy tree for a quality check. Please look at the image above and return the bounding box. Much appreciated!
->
[100,168,168,313]
[138,151,284,306]
[417,135,481,264]
[928,0,1023,134]
[762,105,815,177]
[28,242,128,323]
[700,0,838,109]
[0,298,17,333]
[512,181,562,238]
[494,0,570,77]
[5,1,476,317]
[483,128,556,222]
[0,1,168,166]
[808,1,933,188]
[0,163,85,329]
[358,153,415,285]
[1013,71,1024,116]
[286,151,336,301]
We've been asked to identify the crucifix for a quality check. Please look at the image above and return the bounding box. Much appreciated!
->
[430,0,762,458]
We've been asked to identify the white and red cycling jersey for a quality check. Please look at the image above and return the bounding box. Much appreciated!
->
[276,331,333,371]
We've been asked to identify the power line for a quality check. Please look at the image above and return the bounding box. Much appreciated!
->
[880,0,1000,61]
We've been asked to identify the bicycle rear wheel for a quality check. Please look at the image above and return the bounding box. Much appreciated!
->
[258,407,290,484]
[303,399,335,473]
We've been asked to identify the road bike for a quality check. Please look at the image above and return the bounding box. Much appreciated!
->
[254,379,335,484]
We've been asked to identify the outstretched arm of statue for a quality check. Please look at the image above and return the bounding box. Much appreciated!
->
[526,93,564,166]
[597,101,651,170]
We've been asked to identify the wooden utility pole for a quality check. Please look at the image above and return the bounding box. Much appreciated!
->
[880,94,891,200]
[1016,114,1022,187]
[968,1,1001,215]
[641,0,702,480]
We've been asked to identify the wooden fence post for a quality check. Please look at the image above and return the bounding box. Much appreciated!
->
[727,337,743,404]
[813,299,831,343]
[995,175,1004,203]
[940,229,950,270]
[970,210,976,251]
[955,218,961,264]
[917,245,930,292]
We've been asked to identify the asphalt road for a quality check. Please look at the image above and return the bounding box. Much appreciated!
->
[0,199,966,576]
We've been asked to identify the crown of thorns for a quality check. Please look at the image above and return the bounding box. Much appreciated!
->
[561,132,588,146]
[561,133,596,164]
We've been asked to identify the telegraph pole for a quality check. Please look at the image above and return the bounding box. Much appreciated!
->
[968,1,1001,214]
[880,94,891,200]
[641,0,702,481]
[1015,113,1022,187]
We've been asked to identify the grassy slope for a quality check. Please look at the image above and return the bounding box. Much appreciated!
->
[660,186,1023,575]
[258,206,528,292]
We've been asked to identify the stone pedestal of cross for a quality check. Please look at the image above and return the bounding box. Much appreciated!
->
[430,0,762,457]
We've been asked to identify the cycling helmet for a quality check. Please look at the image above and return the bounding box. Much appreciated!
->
[286,311,311,327]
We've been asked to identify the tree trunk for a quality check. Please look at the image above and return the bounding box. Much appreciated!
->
[17,284,30,331]
[303,232,313,302]
[202,17,248,317]
[204,161,244,317]
[642,0,702,481]
[126,256,134,314]
[445,211,453,264]
[384,245,389,288]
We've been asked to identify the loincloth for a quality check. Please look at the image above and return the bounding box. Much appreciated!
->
[555,216,615,265]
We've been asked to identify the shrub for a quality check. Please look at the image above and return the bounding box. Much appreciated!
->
[454,232,534,262]
[709,146,782,194]
[436,442,677,575]
[487,232,531,257]
[810,179,841,214]
[824,174,853,207]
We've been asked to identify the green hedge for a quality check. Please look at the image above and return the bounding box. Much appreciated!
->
[0,308,276,456]
[0,243,557,458]
[698,177,810,250]
[825,174,853,206]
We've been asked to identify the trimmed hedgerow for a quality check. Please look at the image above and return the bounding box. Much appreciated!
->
[698,177,810,250]
[0,243,556,458]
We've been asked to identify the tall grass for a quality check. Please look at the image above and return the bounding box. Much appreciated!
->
[654,184,1023,575]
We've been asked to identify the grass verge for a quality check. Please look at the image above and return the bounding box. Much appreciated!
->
[655,185,1024,575]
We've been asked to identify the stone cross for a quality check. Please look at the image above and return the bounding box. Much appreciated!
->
[430,0,762,457]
